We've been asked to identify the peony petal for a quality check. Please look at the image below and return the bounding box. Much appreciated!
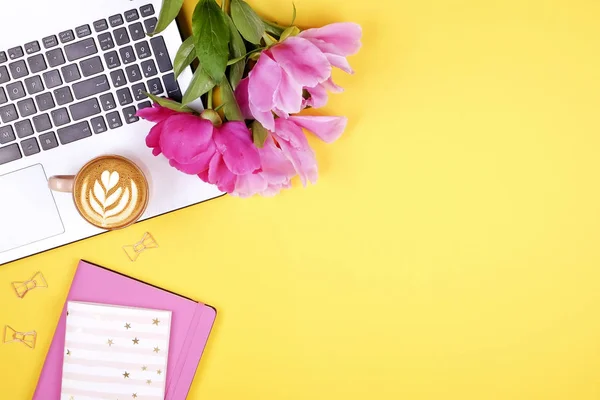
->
[258,136,296,184]
[321,77,344,93]
[248,53,282,112]
[168,144,216,175]
[207,153,237,193]
[214,122,261,175]
[159,114,214,164]
[288,115,348,143]
[299,23,363,56]
[249,100,276,132]
[136,103,179,123]
[234,78,253,120]
[272,119,318,185]
[304,84,329,108]
[270,37,331,88]
[233,173,268,198]
[145,120,167,155]
[274,69,303,114]
[325,53,354,74]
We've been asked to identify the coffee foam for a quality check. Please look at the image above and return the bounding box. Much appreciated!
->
[73,156,148,229]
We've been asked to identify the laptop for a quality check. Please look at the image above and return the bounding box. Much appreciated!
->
[0,0,223,266]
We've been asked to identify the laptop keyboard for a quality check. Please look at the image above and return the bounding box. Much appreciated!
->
[0,3,182,166]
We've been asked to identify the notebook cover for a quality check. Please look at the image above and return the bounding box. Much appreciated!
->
[33,260,217,400]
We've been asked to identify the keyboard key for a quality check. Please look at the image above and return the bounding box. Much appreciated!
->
[15,120,34,138]
[73,75,109,100]
[80,56,104,77]
[144,17,158,34]
[7,82,26,100]
[91,116,107,134]
[141,59,157,78]
[114,28,130,46]
[0,126,15,144]
[0,144,22,165]
[24,41,41,55]
[150,37,172,73]
[109,14,124,27]
[116,87,133,106]
[57,121,92,144]
[21,137,40,156]
[140,4,155,17]
[27,54,47,74]
[76,25,92,38]
[110,70,126,87]
[17,98,36,118]
[59,30,75,43]
[98,32,115,51]
[100,93,117,111]
[163,73,182,102]
[119,46,136,65]
[0,66,9,84]
[93,19,109,32]
[24,76,44,95]
[147,77,163,95]
[129,23,145,41]
[134,41,151,59]
[35,92,55,111]
[125,9,140,22]
[39,131,58,150]
[65,38,98,62]
[43,35,59,49]
[43,70,62,89]
[9,60,28,79]
[125,65,142,82]
[46,48,66,67]
[0,104,18,123]
[61,64,81,83]
[51,108,70,127]
[54,86,74,105]
[70,98,100,121]
[123,106,139,124]
[132,82,147,101]
[104,51,121,69]
[33,114,52,132]
[0,51,6,64]
[8,46,24,60]
[138,101,152,110]
[106,111,122,129]
[0,88,6,104]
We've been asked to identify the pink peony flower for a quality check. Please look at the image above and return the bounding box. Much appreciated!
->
[138,104,261,193]
[230,115,348,197]
[235,23,362,130]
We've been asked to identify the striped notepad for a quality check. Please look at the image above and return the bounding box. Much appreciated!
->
[60,301,172,400]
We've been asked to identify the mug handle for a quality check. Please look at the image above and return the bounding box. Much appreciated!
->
[48,175,75,193]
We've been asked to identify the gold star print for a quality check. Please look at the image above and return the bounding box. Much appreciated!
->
[132,394,137,399]
[141,365,147,371]
[156,369,162,375]
[123,371,130,379]
[132,337,139,345]
[146,379,152,385]
[69,396,74,400]
[152,318,160,326]
[153,346,160,353]
[107,339,114,347]
[124,323,131,330]
[66,349,71,356]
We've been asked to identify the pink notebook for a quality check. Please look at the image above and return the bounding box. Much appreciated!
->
[33,260,217,400]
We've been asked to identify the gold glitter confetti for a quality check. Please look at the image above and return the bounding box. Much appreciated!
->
[157,369,162,375]
[146,379,152,385]
[123,371,130,379]
[107,339,114,347]
[124,323,131,330]
[66,349,71,356]
[141,365,147,371]
[132,337,139,345]
[152,318,160,326]
[153,346,160,353]
[132,393,137,398]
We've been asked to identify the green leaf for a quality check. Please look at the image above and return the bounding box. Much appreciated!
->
[225,14,246,89]
[291,3,297,25]
[182,67,216,105]
[173,36,196,78]
[230,0,265,44]
[279,26,300,42]
[263,20,285,36]
[152,0,185,35]
[219,79,243,121]
[192,0,230,81]
[252,120,269,148]
[144,92,194,113]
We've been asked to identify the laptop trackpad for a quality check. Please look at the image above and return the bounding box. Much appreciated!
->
[0,165,64,253]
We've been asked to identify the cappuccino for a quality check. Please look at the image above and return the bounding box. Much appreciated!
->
[72,156,148,230]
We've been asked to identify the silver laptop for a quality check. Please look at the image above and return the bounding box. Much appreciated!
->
[0,0,223,266]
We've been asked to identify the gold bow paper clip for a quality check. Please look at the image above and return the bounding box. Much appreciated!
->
[11,271,48,299]
[123,232,159,261]
[3,325,37,349]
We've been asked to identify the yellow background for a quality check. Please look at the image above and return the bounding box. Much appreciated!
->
[2,0,600,398]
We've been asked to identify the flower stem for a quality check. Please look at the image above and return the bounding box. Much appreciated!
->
[207,89,213,109]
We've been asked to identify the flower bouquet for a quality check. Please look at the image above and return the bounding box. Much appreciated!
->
[140,0,362,197]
